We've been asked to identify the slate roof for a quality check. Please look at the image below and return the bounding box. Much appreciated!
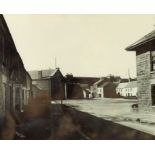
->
[94,79,118,88]
[94,79,105,86]
[116,82,128,89]
[29,68,58,80]
[125,81,137,88]
[126,30,155,51]
[66,76,99,85]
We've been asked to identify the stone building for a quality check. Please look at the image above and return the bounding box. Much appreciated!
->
[126,29,155,110]
[0,15,32,113]
[29,68,66,100]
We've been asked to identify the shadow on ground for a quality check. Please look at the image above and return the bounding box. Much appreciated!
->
[12,104,155,140]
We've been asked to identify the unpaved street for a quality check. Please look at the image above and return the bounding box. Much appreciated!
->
[63,98,155,136]
[63,98,137,118]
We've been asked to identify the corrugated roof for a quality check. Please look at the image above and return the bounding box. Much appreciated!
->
[126,30,155,51]
[29,68,58,80]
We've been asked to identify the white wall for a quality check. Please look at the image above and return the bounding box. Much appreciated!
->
[116,87,137,97]
[97,87,104,98]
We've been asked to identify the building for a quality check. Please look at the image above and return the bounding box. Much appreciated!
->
[116,81,137,98]
[116,82,128,97]
[25,72,32,105]
[32,84,42,98]
[125,29,155,110]
[125,81,137,98]
[65,74,99,99]
[0,15,32,113]
[29,68,66,100]
[91,78,118,98]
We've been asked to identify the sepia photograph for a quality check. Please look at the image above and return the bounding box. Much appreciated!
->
[0,13,155,140]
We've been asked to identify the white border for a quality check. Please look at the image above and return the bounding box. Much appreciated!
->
[0,0,154,155]
[0,0,155,13]
[0,140,154,155]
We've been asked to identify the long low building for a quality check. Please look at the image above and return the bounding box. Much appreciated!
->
[116,81,137,98]
[0,15,32,113]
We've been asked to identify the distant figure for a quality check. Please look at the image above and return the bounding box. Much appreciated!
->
[131,103,138,112]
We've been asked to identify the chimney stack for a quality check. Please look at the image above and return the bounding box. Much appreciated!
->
[38,71,42,79]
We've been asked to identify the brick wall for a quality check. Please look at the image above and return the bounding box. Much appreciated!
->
[136,51,152,110]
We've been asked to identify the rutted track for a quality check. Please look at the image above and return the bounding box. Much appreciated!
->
[61,104,155,140]
[15,103,155,140]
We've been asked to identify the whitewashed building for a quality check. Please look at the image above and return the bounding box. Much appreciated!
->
[116,81,137,97]
[116,82,128,97]
[125,81,137,97]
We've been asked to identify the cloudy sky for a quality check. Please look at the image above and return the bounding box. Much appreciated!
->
[4,14,155,78]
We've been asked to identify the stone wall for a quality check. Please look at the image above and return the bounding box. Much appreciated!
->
[32,79,51,96]
[0,67,3,112]
[136,51,152,110]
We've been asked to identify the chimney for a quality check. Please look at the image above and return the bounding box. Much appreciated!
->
[38,71,42,79]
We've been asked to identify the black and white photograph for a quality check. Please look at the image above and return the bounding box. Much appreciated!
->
[0,14,155,140]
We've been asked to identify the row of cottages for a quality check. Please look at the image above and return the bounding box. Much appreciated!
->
[126,29,155,110]
[0,15,32,113]
[29,68,66,100]
[90,78,118,98]
[116,81,137,98]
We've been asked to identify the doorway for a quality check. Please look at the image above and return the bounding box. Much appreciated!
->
[151,85,155,105]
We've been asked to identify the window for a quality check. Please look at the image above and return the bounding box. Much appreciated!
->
[151,51,155,71]
[151,85,155,106]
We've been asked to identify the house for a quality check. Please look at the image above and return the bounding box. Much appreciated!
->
[65,74,99,99]
[91,78,118,98]
[0,15,32,113]
[125,81,137,98]
[125,29,155,110]
[116,81,137,98]
[116,82,128,97]
[29,68,66,100]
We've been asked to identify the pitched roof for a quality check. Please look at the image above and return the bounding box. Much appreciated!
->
[125,81,137,88]
[29,68,58,80]
[126,30,155,51]
[94,79,118,87]
[116,82,128,89]
[66,76,99,85]
[94,78,105,86]
[1,15,26,72]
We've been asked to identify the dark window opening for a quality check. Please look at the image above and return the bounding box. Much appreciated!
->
[151,51,155,71]
[151,85,155,106]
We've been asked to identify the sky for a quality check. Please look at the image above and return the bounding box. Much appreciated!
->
[3,14,155,78]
